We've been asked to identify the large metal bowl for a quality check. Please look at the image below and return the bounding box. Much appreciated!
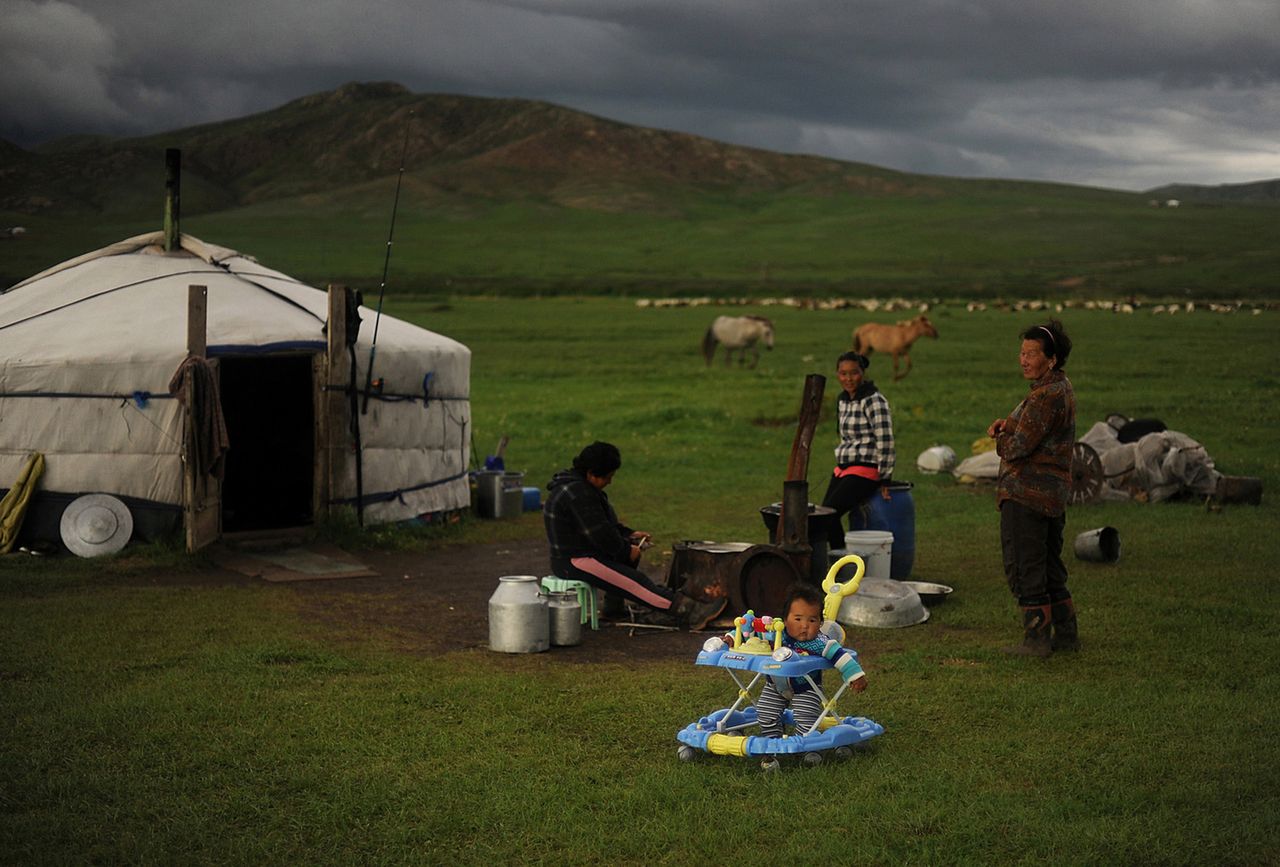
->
[902,581,953,605]
[836,577,930,629]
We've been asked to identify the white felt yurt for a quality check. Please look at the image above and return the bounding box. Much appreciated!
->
[0,232,471,546]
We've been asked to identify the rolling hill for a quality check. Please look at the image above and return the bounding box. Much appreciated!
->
[2,82,1277,299]
[1145,178,1280,205]
[2,82,938,215]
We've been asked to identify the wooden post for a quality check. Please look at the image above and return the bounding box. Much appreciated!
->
[321,284,352,523]
[164,149,181,252]
[785,374,826,482]
[182,284,220,552]
[775,374,827,582]
[775,374,826,544]
[186,284,206,357]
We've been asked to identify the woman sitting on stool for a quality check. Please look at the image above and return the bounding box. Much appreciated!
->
[543,441,726,631]
[821,351,896,552]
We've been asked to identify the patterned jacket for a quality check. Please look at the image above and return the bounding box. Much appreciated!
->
[996,368,1076,516]
[773,631,865,695]
[834,382,895,479]
[543,469,634,562]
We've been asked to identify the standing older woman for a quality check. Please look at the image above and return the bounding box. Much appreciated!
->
[987,320,1078,657]
[821,351,895,552]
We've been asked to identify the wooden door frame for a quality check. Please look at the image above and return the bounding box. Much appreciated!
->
[181,284,222,552]
[316,284,354,524]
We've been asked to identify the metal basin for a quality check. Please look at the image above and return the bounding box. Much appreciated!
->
[902,581,953,605]
[836,577,930,629]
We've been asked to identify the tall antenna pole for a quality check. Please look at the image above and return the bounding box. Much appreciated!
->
[361,110,413,414]
[164,148,181,251]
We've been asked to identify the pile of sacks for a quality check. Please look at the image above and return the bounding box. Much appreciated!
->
[1077,418,1220,502]
[946,416,1221,503]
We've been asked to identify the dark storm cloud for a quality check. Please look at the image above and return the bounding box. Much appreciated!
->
[2,0,1277,189]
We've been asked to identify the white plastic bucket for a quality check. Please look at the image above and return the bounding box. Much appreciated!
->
[843,530,894,580]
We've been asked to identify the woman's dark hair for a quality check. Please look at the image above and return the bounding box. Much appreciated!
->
[1021,318,1072,369]
[783,582,825,618]
[837,351,870,371]
[572,441,622,477]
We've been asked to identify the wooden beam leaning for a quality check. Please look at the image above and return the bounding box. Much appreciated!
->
[786,373,827,483]
[775,374,827,580]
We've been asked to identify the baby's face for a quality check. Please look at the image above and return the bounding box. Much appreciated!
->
[784,599,823,642]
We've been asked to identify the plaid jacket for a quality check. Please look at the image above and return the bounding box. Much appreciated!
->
[543,469,634,562]
[996,368,1076,516]
[834,383,896,479]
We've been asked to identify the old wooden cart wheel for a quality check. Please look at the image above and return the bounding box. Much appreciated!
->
[1069,441,1103,505]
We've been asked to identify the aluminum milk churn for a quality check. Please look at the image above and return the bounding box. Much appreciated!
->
[488,575,549,653]
[547,590,583,647]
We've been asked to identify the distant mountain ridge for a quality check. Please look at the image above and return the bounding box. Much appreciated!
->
[1144,178,1280,204]
[4,81,1273,219]
[1,81,939,217]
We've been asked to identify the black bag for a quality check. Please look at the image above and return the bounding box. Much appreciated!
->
[1117,418,1167,443]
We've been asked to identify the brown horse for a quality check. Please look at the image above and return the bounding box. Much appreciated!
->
[852,314,939,381]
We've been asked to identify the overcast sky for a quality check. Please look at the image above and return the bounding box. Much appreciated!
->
[3,0,1278,191]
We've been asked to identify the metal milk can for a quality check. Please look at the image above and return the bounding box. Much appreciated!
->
[488,575,549,653]
[547,590,583,647]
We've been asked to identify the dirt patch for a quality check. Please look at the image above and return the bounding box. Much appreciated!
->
[124,536,903,665]
[244,537,709,663]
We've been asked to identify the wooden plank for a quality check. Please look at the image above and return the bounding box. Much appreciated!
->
[775,373,826,549]
[186,285,207,357]
[785,373,826,482]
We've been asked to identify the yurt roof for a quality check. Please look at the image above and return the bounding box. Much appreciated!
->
[0,232,468,395]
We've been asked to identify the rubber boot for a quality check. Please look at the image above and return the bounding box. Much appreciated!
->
[1002,604,1053,657]
[675,594,728,632]
[1050,596,1080,652]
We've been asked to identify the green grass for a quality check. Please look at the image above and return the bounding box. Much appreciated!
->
[5,180,1280,298]
[3,301,1279,864]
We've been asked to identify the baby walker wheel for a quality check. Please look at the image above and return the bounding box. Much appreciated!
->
[760,756,781,773]
[676,745,698,763]
[833,746,854,761]
[802,752,824,767]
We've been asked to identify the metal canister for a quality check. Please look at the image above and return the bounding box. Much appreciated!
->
[547,590,583,647]
[488,575,550,653]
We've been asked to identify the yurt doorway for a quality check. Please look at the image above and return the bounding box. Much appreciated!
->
[217,354,315,532]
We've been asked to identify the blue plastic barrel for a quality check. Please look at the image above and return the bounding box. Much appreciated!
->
[849,481,915,579]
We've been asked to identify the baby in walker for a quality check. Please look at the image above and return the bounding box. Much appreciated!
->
[680,568,881,769]
[749,584,867,760]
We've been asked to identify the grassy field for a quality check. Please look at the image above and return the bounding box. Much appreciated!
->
[5,182,1280,299]
[3,300,1279,864]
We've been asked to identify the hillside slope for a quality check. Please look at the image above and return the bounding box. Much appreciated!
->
[2,81,938,217]
[3,83,1277,299]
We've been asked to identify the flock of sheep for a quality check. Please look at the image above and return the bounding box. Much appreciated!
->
[636,296,1271,315]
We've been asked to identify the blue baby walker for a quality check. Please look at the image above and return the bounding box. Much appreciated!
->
[676,554,884,770]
